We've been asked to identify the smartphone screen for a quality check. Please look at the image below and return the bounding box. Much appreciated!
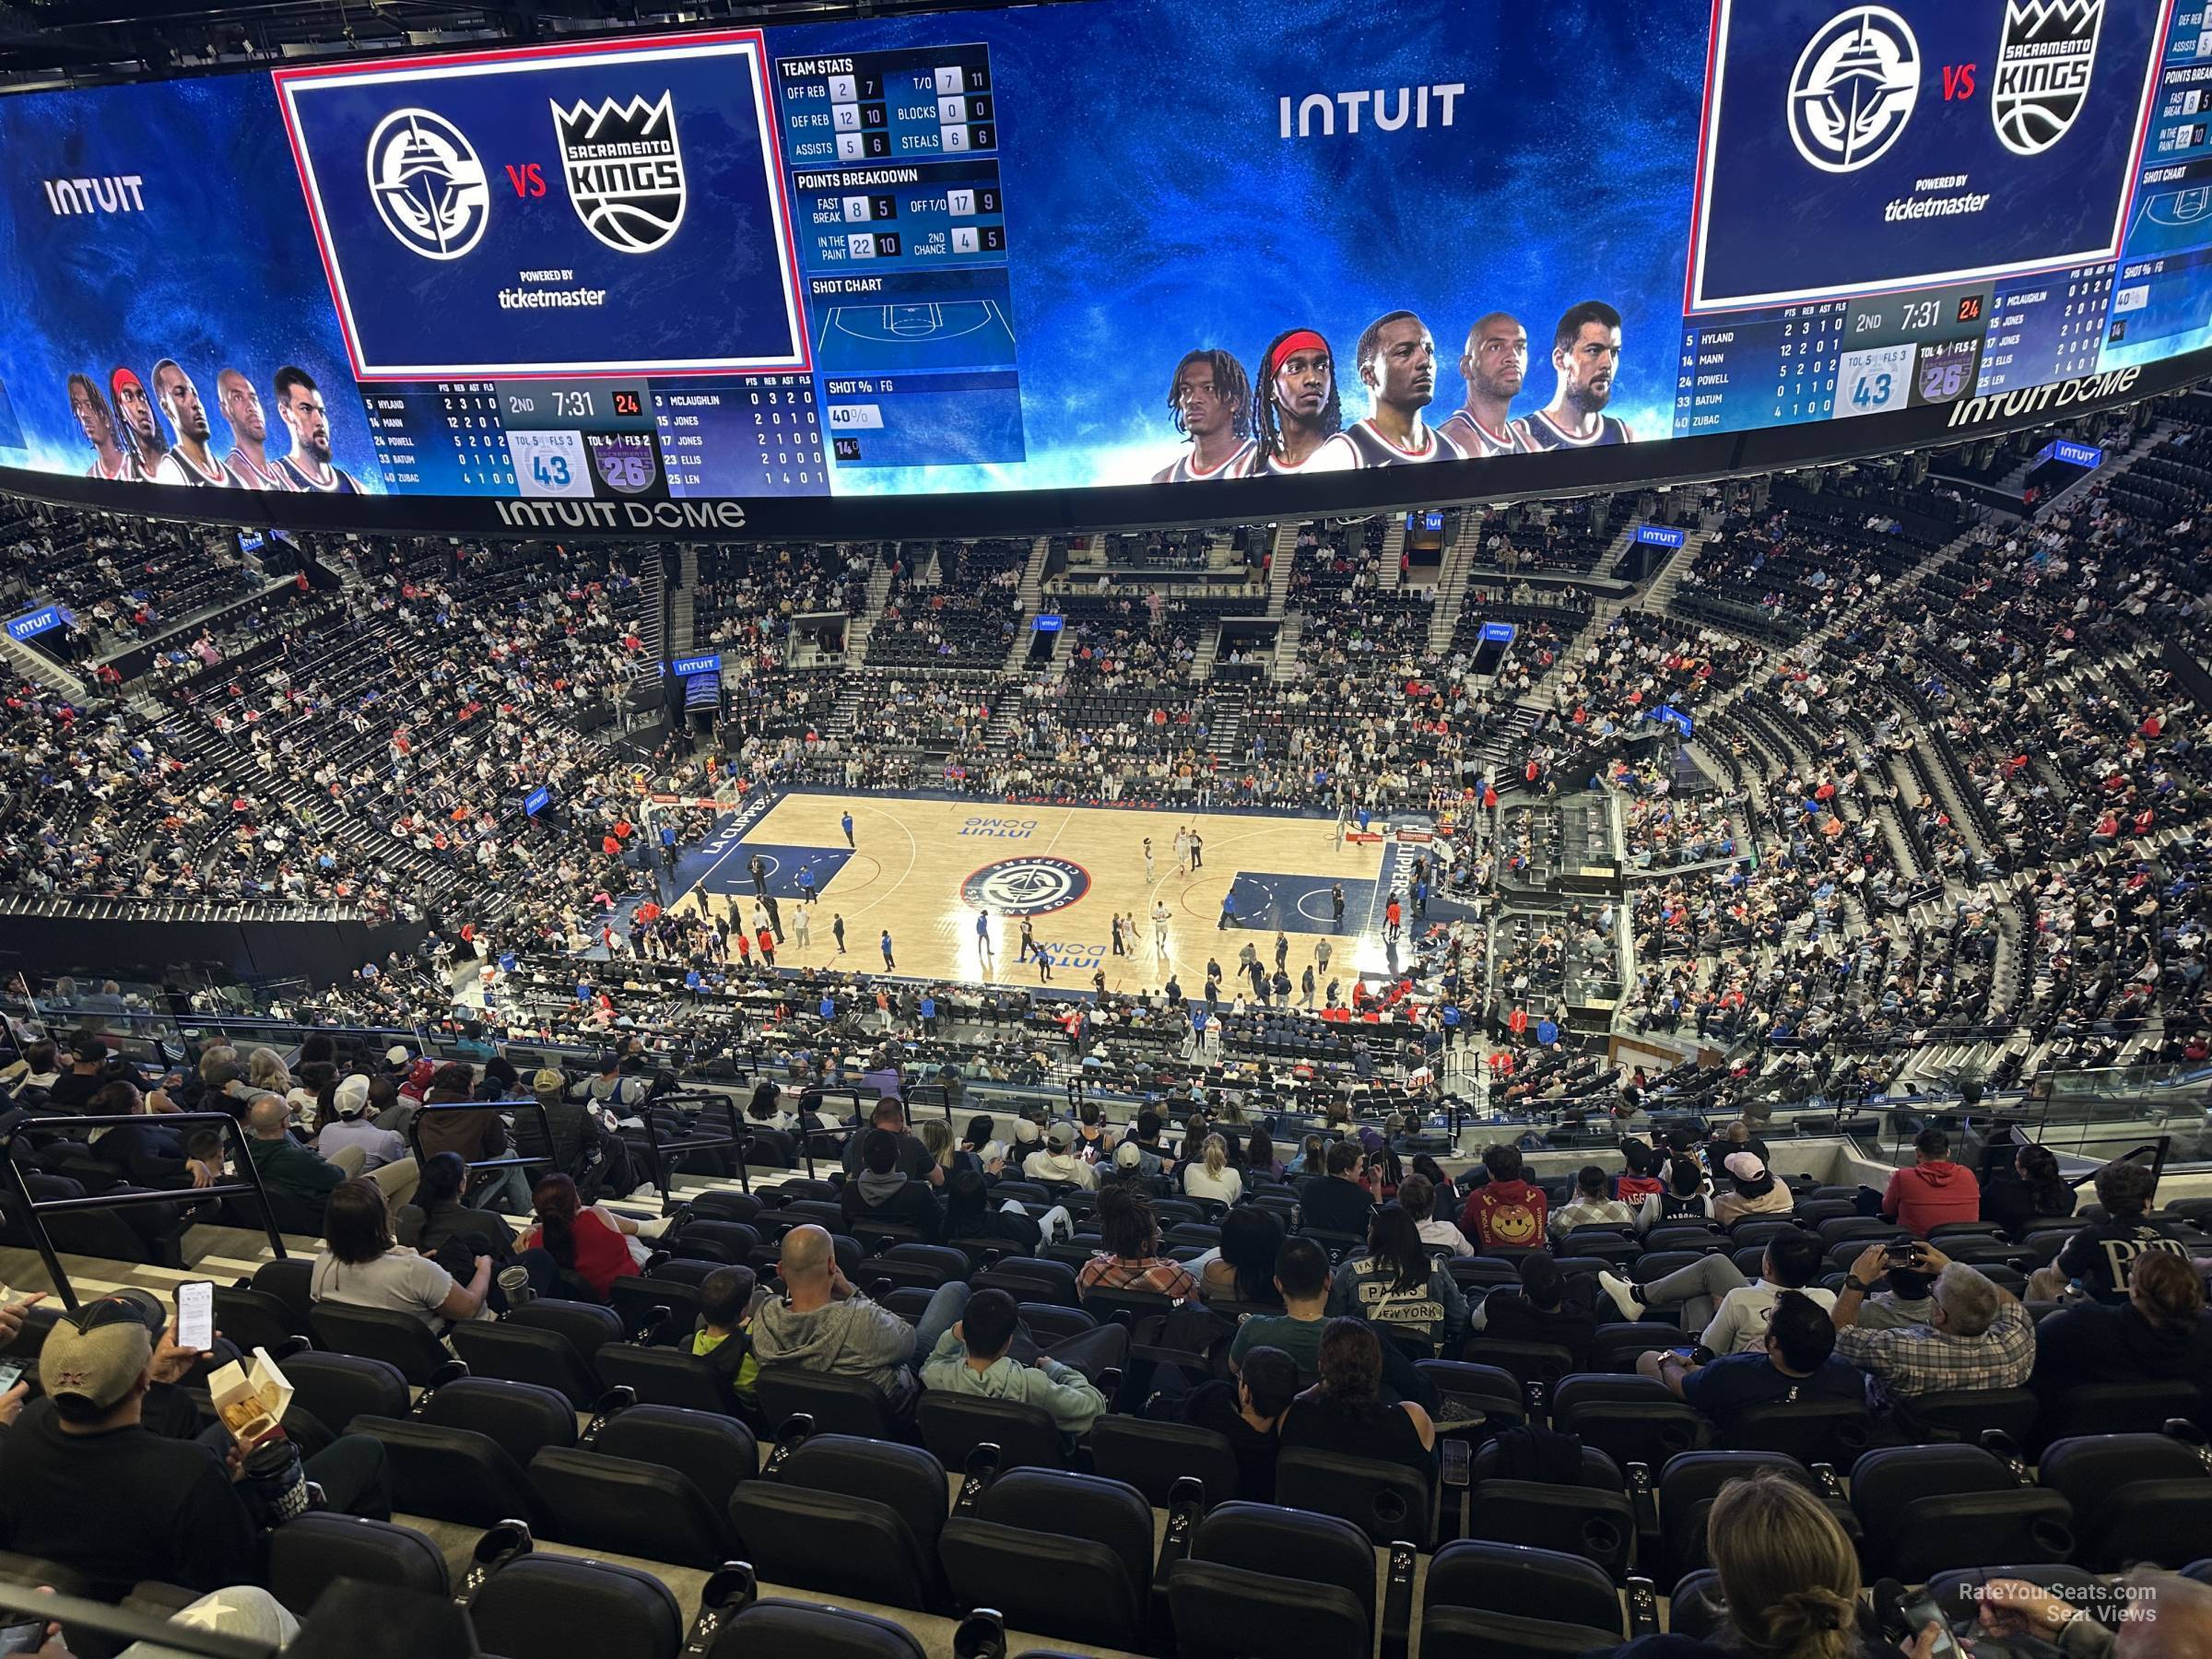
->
[174,1279,214,1352]
[0,1361,24,1394]
[0,1620,46,1655]
[1899,1597,1964,1659]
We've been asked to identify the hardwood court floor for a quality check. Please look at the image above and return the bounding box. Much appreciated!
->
[672,790,1402,994]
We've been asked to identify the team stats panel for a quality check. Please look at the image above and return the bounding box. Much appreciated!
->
[775,44,1028,472]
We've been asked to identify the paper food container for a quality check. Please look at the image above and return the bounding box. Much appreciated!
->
[207,1346,294,1445]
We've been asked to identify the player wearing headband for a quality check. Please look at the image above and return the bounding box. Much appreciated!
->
[69,373,141,482]
[1311,310,1466,470]
[1439,312,1536,458]
[1253,327,1343,475]
[110,366,169,478]
[1152,347,1256,483]
[1523,300,1633,450]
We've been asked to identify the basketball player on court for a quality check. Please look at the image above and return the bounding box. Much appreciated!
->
[1522,300,1633,450]
[111,367,169,478]
[1152,900,1172,955]
[272,366,361,492]
[1439,313,1537,458]
[149,360,238,487]
[217,368,296,490]
[1252,327,1343,474]
[1310,312,1467,470]
[1152,349,1256,483]
[68,374,140,482]
[1143,838,1156,882]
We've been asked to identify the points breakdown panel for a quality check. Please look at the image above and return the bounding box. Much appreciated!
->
[776,44,1028,472]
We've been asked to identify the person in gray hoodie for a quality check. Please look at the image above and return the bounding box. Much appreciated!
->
[750,1224,961,1416]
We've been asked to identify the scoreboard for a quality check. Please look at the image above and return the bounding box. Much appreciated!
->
[2,0,2212,530]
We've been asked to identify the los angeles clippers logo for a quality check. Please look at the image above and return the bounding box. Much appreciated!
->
[551,91,687,254]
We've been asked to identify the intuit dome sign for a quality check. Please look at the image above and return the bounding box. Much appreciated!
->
[1945,363,2140,427]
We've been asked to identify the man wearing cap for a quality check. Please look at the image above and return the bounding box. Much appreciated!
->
[1712,1149,1795,1227]
[0,1290,391,1598]
[1023,1119,1099,1189]
[523,1066,638,1202]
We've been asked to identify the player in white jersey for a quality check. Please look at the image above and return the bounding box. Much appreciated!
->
[217,368,297,490]
[1522,300,1634,450]
[149,359,238,487]
[1438,312,1538,458]
[272,365,361,493]
[68,373,142,482]
[1309,311,1467,470]
[1152,348,1256,482]
[1252,326,1344,475]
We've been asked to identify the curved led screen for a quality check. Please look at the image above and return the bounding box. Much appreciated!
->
[0,0,2205,536]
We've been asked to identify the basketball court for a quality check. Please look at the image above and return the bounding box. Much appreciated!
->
[666,789,1436,991]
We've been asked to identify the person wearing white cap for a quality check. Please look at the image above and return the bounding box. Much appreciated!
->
[316,1075,408,1175]
[1022,1119,1097,1189]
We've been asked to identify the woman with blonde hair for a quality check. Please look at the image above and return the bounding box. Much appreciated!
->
[1183,1132,1242,1204]
[1615,1470,1946,1656]
[916,1116,969,1177]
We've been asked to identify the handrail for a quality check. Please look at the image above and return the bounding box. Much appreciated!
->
[632,1088,748,1201]
[0,1110,287,1310]
[404,1097,558,1182]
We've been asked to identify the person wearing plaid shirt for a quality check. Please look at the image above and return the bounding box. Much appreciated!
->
[1830,1241,2034,1400]
[1076,1185,1201,1301]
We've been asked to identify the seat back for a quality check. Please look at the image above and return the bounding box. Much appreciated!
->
[1659,1451,1822,1585]
[594,1405,759,1511]
[344,1418,542,1529]
[469,1554,683,1659]
[729,1435,950,1614]
[592,1343,732,1413]
[510,1298,624,1358]
[703,1600,925,1659]
[916,1392,1065,1474]
[418,1376,578,1470]
[212,1288,301,1352]
[1191,1501,1376,1627]
[528,1446,739,1570]
[938,1469,1154,1650]
[1728,1397,1873,1468]
[1088,1417,1243,1508]
[284,1351,410,1435]
[756,1369,900,1439]
[308,1303,453,1383]
[2037,1382,2205,1448]
[1901,1388,2042,1445]
[1460,1478,1633,1578]
[1275,1447,1434,1548]
[1169,1560,1369,1659]
[607,1274,704,1344]
[1459,1338,1574,1392]
[266,1513,449,1616]
[1553,1375,1706,1466]
[1424,1537,1623,1636]
[2041,1432,2212,1570]
[449,1322,604,1408]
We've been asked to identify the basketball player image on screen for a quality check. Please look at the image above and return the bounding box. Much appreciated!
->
[110,367,169,478]
[149,360,238,487]
[1152,349,1256,482]
[69,373,142,482]
[1253,328,1343,475]
[272,366,360,494]
[1522,300,1632,450]
[218,369,296,491]
[1439,313,1536,458]
[1310,311,1466,469]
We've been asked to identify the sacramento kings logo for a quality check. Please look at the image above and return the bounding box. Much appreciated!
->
[365,109,489,260]
[961,856,1091,918]
[588,433,659,495]
[1993,0,2104,158]
[552,91,687,254]
[1787,6,1922,174]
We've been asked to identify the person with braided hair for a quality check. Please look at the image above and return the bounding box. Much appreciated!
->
[1604,1469,1947,1657]
[1151,347,1256,482]
[1252,326,1343,474]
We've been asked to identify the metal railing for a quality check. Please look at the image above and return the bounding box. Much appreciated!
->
[0,1111,287,1310]
[630,1088,747,1199]
[403,1098,558,1194]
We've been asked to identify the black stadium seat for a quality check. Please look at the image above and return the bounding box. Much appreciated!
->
[1850,1445,2077,1581]
[470,1555,684,1659]
[704,1600,926,1659]
[757,1370,904,1441]
[729,1434,952,1614]
[450,1319,605,1407]
[266,1513,450,1615]
[1089,1417,1243,1508]
[593,1342,731,1413]
[309,1304,452,1385]
[1421,1539,1626,1658]
[1169,1503,1376,1659]
[2040,1432,2212,1570]
[917,1391,1065,1473]
[938,1468,1156,1652]
[1276,1447,1435,1548]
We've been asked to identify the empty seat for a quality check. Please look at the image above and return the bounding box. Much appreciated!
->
[1421,1539,1625,1658]
[1170,1502,1375,1659]
[529,1445,740,1569]
[1459,1339,1574,1395]
[1276,1447,1434,1548]
[729,1434,951,1614]
[938,1468,1154,1652]
[308,1304,451,1384]
[2041,1433,2212,1570]
[917,1392,1065,1474]
[346,1416,544,1530]
[757,1370,903,1441]
[418,1376,578,1472]
[470,1555,683,1659]
[450,1321,604,1408]
[1728,1397,1872,1468]
[703,1599,924,1659]
[266,1513,449,1615]
[1089,1417,1242,1509]
[284,1351,410,1440]
[1553,1374,1706,1467]
[212,1286,301,1352]
[1851,1445,2077,1581]
[607,1273,704,1346]
[1461,1451,1634,1580]
[2036,1382,2205,1448]
[1900,1388,2042,1446]
[594,1343,733,1414]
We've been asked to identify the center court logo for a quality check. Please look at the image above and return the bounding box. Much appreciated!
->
[1993,0,2104,157]
[961,856,1091,917]
[1788,6,1922,174]
[366,108,490,260]
[553,92,687,254]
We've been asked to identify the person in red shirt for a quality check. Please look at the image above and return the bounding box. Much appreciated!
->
[758,927,776,966]
[520,1173,650,1300]
[1461,1144,1548,1251]
[1880,1128,1983,1236]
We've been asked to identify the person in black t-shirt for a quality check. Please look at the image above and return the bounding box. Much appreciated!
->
[1299,1138,1380,1237]
[1639,1291,1864,1441]
[1466,1250,1596,1370]
[1182,1345,1298,1501]
[2046,1160,2193,1303]
[1279,1318,1435,1481]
